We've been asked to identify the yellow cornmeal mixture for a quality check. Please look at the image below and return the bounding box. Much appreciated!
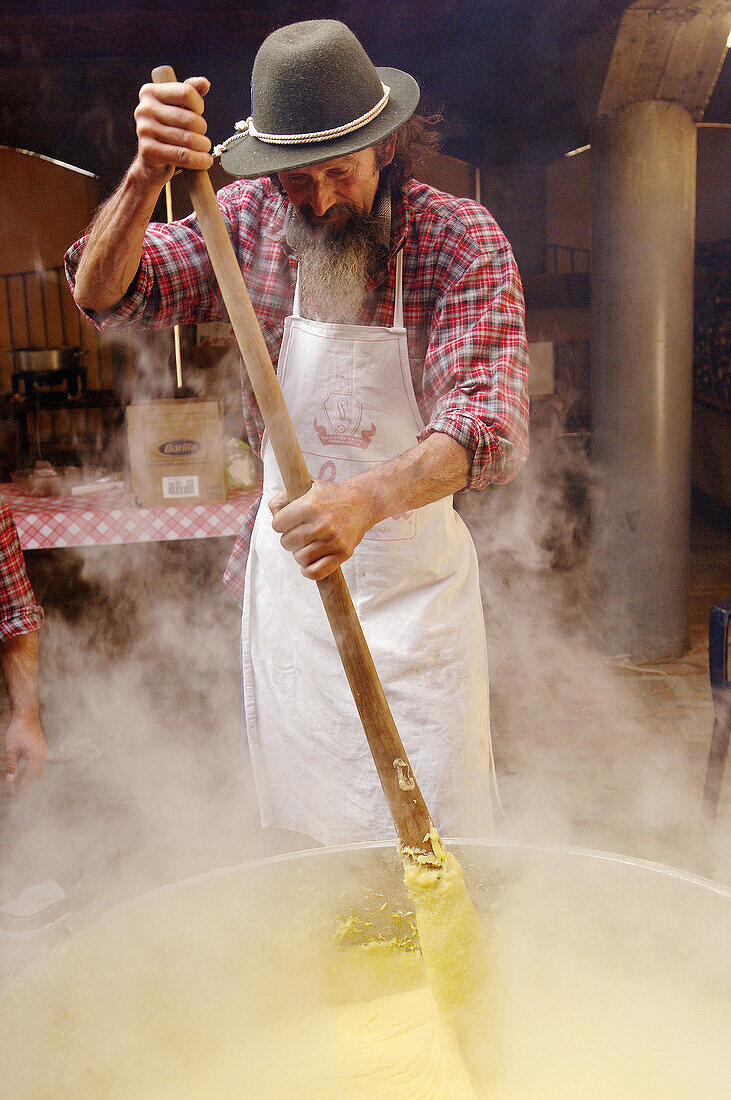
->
[153,852,730,1100]
[1,851,729,1099]
[176,985,481,1099]
[186,846,490,1100]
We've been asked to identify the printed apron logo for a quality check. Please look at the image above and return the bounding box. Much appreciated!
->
[314,392,376,449]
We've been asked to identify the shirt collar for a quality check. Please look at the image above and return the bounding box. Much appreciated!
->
[388,184,411,260]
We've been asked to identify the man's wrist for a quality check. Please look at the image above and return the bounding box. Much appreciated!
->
[346,474,384,531]
[10,703,41,719]
[127,155,174,200]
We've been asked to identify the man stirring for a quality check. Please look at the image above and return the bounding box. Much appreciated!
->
[66,20,529,844]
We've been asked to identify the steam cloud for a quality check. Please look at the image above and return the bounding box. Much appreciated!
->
[0,363,726,991]
[458,408,728,885]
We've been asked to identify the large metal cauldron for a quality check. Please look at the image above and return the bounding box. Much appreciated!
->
[1,842,729,1098]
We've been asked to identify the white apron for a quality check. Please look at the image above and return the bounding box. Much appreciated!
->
[241,252,499,844]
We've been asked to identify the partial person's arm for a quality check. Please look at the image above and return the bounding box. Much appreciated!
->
[72,76,213,313]
[0,499,46,787]
[269,432,471,580]
[2,631,45,788]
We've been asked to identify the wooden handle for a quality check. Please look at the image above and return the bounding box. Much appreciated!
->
[152,67,435,853]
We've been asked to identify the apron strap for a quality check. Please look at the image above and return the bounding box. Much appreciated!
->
[292,248,405,328]
[293,263,303,318]
[393,248,404,330]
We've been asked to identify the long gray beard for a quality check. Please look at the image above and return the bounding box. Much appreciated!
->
[289,210,385,325]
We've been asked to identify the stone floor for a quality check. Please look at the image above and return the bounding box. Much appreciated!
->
[1,485,729,978]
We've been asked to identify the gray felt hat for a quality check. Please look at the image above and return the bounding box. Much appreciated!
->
[217,19,420,179]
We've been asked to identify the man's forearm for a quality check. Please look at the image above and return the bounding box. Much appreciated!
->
[353,432,472,528]
[0,630,40,717]
[72,161,164,312]
[269,432,473,580]
[73,73,212,312]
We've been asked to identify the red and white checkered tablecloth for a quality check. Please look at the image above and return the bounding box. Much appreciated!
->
[1,484,259,550]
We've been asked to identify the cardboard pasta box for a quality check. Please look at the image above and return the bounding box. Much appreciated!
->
[126,398,227,506]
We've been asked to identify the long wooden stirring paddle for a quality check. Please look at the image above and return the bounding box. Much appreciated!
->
[151,67,438,858]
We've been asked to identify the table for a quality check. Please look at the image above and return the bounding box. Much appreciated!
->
[1,483,259,550]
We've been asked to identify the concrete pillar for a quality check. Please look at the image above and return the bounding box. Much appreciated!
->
[590,100,696,660]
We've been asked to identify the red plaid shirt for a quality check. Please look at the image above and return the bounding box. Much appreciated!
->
[66,177,529,605]
[0,496,44,641]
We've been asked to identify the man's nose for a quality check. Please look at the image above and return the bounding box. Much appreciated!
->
[310,178,337,216]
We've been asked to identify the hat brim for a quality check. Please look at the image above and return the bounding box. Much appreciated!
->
[219,67,420,179]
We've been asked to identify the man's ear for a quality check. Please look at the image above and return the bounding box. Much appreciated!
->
[377,133,397,169]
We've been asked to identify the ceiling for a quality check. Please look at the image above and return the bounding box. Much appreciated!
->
[0,0,728,192]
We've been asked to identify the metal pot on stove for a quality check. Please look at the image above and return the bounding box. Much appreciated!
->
[12,346,84,373]
[11,346,86,395]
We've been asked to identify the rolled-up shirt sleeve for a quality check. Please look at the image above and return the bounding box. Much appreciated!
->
[0,500,43,641]
[415,215,529,490]
[64,215,228,332]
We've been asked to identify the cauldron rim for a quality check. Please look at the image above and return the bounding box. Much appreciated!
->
[110,840,731,917]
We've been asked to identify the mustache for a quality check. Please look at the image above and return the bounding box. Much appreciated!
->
[299,202,356,226]
[296,202,385,239]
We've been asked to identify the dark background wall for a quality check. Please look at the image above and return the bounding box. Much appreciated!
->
[1,1,727,255]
